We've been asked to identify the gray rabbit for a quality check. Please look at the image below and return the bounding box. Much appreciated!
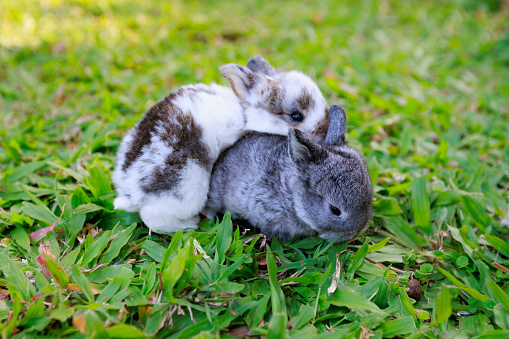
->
[204,104,373,242]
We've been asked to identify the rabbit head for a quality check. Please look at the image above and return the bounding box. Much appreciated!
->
[220,56,328,136]
[289,104,373,242]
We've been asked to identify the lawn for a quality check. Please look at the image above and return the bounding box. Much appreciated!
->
[1,0,508,338]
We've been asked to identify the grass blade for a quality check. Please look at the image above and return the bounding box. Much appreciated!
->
[411,176,431,235]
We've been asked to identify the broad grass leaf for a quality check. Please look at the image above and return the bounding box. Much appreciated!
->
[99,223,136,264]
[399,288,417,320]
[49,303,75,322]
[44,258,70,287]
[60,246,81,270]
[266,245,286,314]
[22,202,58,224]
[11,226,31,253]
[359,274,385,297]
[460,196,491,229]
[484,234,509,257]
[251,293,271,328]
[447,225,474,257]
[437,267,491,302]
[141,263,157,296]
[380,216,421,249]
[126,286,149,306]
[347,241,369,281]
[85,160,113,201]
[86,264,131,284]
[318,262,333,288]
[0,253,35,300]
[473,329,509,338]
[487,280,509,310]
[71,264,94,302]
[378,316,417,338]
[328,289,382,313]
[432,287,452,325]
[142,240,166,262]
[161,230,183,271]
[7,161,45,182]
[215,211,233,265]
[367,154,380,187]
[72,203,103,214]
[493,304,509,330]
[218,254,250,282]
[79,230,112,266]
[374,199,403,216]
[291,304,315,330]
[98,277,121,303]
[411,176,431,235]
[215,282,245,294]
[71,186,91,208]
[373,276,390,308]
[369,237,390,252]
[23,297,45,322]
[162,241,193,301]
[268,314,289,339]
[84,311,107,336]
[106,324,144,338]
[459,225,479,249]
[47,161,86,182]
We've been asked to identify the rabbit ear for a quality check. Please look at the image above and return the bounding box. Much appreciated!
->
[247,56,277,76]
[324,104,346,146]
[220,64,261,102]
[289,129,325,163]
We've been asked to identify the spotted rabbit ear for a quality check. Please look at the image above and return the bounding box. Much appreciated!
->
[324,104,346,146]
[246,56,277,76]
[220,64,262,102]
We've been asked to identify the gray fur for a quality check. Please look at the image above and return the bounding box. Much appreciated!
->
[205,105,373,242]
[324,104,346,147]
[247,56,277,76]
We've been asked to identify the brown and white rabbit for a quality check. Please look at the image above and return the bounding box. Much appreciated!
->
[113,57,329,233]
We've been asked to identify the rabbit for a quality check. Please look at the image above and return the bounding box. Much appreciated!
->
[112,56,330,233]
[204,104,373,242]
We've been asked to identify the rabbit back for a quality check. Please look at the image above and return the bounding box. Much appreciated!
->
[113,83,244,212]
[206,133,312,240]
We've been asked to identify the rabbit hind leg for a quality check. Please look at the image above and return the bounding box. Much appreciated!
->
[140,162,211,233]
[140,202,201,233]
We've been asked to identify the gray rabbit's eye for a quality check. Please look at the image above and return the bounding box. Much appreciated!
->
[330,204,341,216]
[291,111,304,122]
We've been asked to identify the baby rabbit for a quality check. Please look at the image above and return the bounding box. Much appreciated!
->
[205,104,373,242]
[113,56,329,233]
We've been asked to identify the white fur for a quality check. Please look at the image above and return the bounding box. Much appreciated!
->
[139,160,209,232]
[113,63,328,234]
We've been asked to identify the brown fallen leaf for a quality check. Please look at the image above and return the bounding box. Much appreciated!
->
[493,262,509,274]
[0,289,9,299]
[72,315,86,334]
[81,263,109,274]
[0,238,10,247]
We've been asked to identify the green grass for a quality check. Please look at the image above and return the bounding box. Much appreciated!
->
[1,0,508,338]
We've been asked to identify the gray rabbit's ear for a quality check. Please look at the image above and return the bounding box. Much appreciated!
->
[246,56,277,76]
[289,130,325,163]
[220,64,261,102]
[324,104,347,146]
